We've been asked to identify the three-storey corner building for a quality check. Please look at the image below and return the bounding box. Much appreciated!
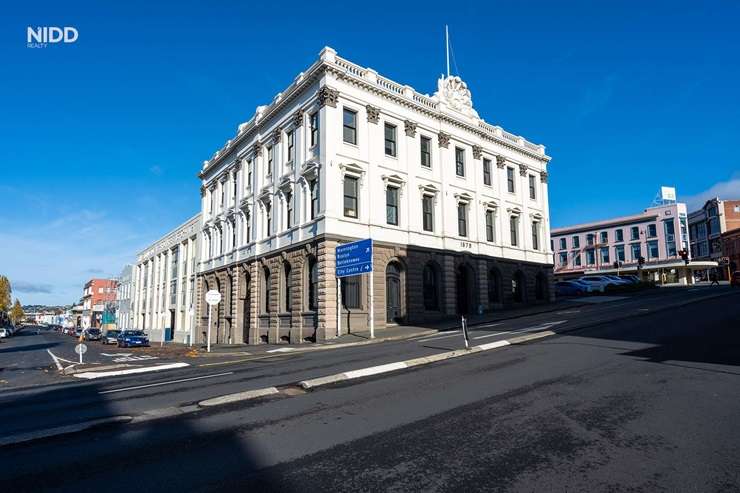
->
[197,47,553,345]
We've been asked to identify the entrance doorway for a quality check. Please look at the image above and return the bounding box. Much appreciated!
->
[169,310,176,340]
[386,262,402,323]
[456,263,475,315]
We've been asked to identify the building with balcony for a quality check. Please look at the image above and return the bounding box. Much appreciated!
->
[131,215,201,343]
[196,46,554,345]
[552,202,719,284]
[81,278,118,328]
[688,198,740,280]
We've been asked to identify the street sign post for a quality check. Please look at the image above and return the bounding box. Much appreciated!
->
[75,343,87,364]
[335,239,374,338]
[205,290,222,353]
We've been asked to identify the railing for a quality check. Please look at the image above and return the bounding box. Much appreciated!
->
[376,75,405,95]
[335,57,366,78]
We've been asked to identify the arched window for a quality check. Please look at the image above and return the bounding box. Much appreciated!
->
[307,257,318,311]
[262,267,271,313]
[512,271,526,303]
[283,261,292,312]
[423,262,439,310]
[488,268,501,303]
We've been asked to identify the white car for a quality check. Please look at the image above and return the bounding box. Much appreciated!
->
[0,328,10,338]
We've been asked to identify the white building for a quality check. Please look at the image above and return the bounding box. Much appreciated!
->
[115,264,133,329]
[131,215,201,344]
[196,46,553,345]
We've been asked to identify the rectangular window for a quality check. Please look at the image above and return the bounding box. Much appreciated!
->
[384,123,397,157]
[267,146,273,177]
[286,130,295,162]
[532,221,540,250]
[631,226,640,240]
[648,240,659,259]
[455,147,465,177]
[507,167,515,193]
[510,216,518,246]
[310,179,318,220]
[343,176,358,218]
[420,136,432,168]
[285,192,293,229]
[485,210,495,242]
[422,195,434,232]
[615,229,623,242]
[457,203,468,237]
[341,276,361,309]
[529,175,536,200]
[573,252,582,266]
[572,236,580,248]
[386,187,399,225]
[615,245,625,262]
[647,224,657,238]
[586,249,595,265]
[559,252,568,267]
[247,160,253,193]
[600,231,608,244]
[631,243,641,261]
[559,238,567,250]
[483,158,492,186]
[233,177,237,203]
[310,112,319,147]
[600,247,610,264]
[245,211,251,242]
[587,233,595,246]
[343,108,357,144]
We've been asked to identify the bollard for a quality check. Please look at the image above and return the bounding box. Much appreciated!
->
[461,316,470,349]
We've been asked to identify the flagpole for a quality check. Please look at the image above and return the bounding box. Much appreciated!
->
[445,25,450,77]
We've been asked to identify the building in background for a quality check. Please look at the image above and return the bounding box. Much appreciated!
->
[721,228,740,276]
[196,46,553,346]
[688,198,740,280]
[132,214,200,344]
[115,264,133,329]
[552,200,716,284]
[81,279,118,328]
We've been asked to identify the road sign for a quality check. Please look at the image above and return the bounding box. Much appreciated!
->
[205,290,222,306]
[74,343,87,355]
[336,238,373,278]
[720,257,730,265]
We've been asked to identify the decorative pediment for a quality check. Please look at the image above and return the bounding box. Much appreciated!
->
[418,183,440,195]
[433,76,479,119]
[454,191,474,204]
[301,160,321,181]
[338,161,365,177]
[278,175,294,193]
[507,206,522,216]
[481,199,499,210]
[381,173,405,189]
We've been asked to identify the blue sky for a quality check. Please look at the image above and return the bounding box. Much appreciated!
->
[2,0,739,305]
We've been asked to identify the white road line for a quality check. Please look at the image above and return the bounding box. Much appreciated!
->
[74,362,190,380]
[47,349,64,371]
[99,371,234,394]
[470,322,503,329]
[417,331,461,343]
[266,348,296,353]
[473,331,514,340]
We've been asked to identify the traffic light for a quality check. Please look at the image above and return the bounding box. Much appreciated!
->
[679,249,689,265]
[638,256,645,266]
[613,261,619,269]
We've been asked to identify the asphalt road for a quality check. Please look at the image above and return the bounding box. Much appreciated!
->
[1,287,739,491]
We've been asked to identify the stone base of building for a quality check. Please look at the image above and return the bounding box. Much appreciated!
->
[195,235,554,345]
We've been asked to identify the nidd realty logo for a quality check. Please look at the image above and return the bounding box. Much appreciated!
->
[27,26,78,48]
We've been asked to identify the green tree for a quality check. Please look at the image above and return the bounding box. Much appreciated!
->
[10,298,24,325]
[0,275,11,313]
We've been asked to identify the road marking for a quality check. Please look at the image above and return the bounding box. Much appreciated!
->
[266,348,297,353]
[473,331,513,340]
[74,362,190,379]
[344,362,408,379]
[470,322,503,329]
[199,387,279,407]
[102,352,130,357]
[98,371,234,394]
[46,349,64,371]
[556,310,581,314]
[113,355,158,362]
[417,331,461,343]
[476,340,511,351]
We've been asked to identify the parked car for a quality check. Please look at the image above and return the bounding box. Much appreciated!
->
[603,275,631,285]
[117,330,150,348]
[74,328,83,338]
[84,328,102,341]
[102,330,121,344]
[0,328,10,338]
[577,277,608,293]
[619,275,641,284]
[731,271,740,288]
[555,281,587,296]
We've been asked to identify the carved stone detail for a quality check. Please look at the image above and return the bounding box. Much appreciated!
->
[318,86,339,108]
[518,164,529,177]
[292,109,304,128]
[404,120,417,137]
[272,129,281,145]
[253,141,263,157]
[438,132,450,148]
[472,145,483,160]
[200,185,206,197]
[366,105,380,124]
[496,155,506,169]
[540,171,549,183]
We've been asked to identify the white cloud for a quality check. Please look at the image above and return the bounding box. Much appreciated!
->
[681,175,740,211]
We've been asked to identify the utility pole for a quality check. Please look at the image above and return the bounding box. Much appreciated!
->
[445,25,450,78]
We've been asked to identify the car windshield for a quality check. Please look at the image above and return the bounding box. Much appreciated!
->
[88,329,101,334]
[125,331,145,336]
[107,331,120,336]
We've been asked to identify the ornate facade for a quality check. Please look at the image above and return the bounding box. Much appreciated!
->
[196,47,553,345]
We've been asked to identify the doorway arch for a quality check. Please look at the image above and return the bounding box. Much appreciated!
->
[386,261,403,323]
[535,271,548,301]
[512,270,526,303]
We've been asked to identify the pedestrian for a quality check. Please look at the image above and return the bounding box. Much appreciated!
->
[710,272,719,286]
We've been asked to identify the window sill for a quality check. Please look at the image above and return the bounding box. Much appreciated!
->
[343,141,359,149]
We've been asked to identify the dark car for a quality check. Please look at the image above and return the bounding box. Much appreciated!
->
[74,328,83,338]
[555,280,587,297]
[102,329,121,344]
[117,330,150,348]
[84,328,102,341]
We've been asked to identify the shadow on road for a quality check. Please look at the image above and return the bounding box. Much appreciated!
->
[0,342,59,354]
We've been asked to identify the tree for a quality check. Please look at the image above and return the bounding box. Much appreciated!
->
[10,299,24,325]
[0,275,11,313]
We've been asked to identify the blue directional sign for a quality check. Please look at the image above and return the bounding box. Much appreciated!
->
[336,238,373,278]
